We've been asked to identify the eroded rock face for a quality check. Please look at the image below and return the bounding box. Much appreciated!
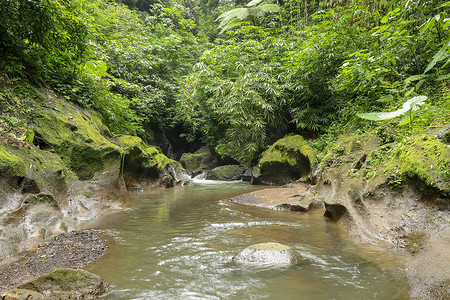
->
[317,132,450,300]
[4,269,108,299]
[233,242,302,266]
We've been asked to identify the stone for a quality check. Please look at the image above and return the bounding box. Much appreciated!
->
[3,288,44,300]
[8,268,108,299]
[179,147,213,173]
[253,135,316,185]
[206,164,251,181]
[233,242,302,266]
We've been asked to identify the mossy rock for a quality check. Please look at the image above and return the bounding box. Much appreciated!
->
[23,193,56,205]
[233,242,302,266]
[386,134,450,193]
[0,143,27,177]
[15,268,108,299]
[179,147,212,173]
[206,165,251,181]
[116,135,186,188]
[3,288,44,300]
[256,135,316,185]
[21,147,76,191]
[1,136,75,195]
[29,98,121,180]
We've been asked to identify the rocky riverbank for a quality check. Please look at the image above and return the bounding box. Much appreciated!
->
[0,83,190,265]
[229,131,449,300]
[231,181,449,299]
[0,231,106,295]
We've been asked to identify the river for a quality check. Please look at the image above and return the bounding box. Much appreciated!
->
[85,180,409,299]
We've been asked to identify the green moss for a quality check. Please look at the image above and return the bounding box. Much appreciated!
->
[24,193,56,204]
[24,129,34,143]
[386,134,450,192]
[320,134,380,172]
[249,242,291,250]
[116,135,144,149]
[143,146,177,170]
[0,143,27,177]
[208,165,244,180]
[21,268,103,291]
[20,147,76,190]
[29,98,121,180]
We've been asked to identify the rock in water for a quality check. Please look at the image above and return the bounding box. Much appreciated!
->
[233,242,302,266]
[4,268,108,299]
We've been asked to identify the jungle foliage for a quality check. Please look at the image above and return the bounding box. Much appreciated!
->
[1,0,449,164]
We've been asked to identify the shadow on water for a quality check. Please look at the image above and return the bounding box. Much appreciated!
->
[84,181,409,300]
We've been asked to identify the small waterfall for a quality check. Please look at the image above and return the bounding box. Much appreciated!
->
[193,172,207,180]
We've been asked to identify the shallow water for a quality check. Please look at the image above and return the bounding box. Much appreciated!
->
[86,181,409,299]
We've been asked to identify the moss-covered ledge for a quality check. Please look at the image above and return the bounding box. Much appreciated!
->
[385,134,450,195]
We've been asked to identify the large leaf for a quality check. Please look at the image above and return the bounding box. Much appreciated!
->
[357,96,427,121]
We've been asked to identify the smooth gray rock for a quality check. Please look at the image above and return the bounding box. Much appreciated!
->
[233,242,302,266]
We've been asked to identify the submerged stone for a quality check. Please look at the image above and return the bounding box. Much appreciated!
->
[233,242,302,266]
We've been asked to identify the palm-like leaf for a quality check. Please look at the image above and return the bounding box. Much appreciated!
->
[217,0,279,33]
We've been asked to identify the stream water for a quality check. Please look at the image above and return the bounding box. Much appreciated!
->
[85,181,409,299]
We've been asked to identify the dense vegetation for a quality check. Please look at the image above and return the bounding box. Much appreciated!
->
[1,0,449,165]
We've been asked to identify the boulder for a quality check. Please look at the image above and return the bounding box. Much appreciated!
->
[179,147,214,173]
[4,269,108,299]
[206,165,251,181]
[117,134,189,189]
[233,242,302,266]
[253,135,316,185]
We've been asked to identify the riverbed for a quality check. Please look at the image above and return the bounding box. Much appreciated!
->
[85,181,409,299]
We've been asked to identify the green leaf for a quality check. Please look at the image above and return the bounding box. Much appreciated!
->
[437,74,450,81]
[415,79,425,91]
[376,94,394,103]
[381,16,389,24]
[8,117,19,126]
[84,60,108,77]
[404,75,426,85]
[424,41,450,73]
[246,0,266,7]
[398,111,417,126]
[421,18,435,34]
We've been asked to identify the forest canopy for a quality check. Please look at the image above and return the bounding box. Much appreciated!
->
[1,0,449,164]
